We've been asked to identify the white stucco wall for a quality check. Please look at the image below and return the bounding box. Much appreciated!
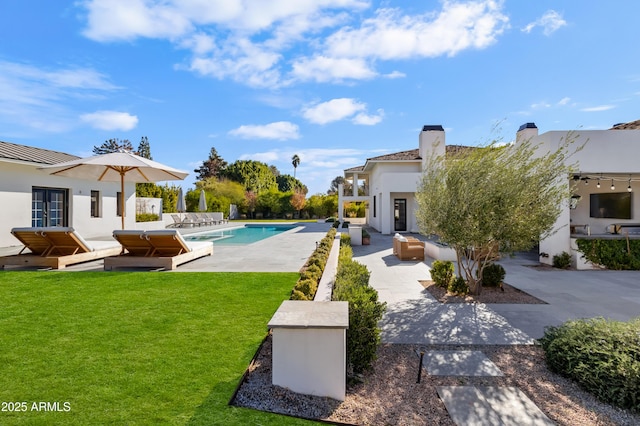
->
[524,128,640,263]
[0,161,136,247]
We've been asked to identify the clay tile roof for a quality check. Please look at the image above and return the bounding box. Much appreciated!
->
[611,119,640,130]
[0,140,79,165]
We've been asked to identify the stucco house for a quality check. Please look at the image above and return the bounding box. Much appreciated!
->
[339,121,640,267]
[0,141,139,247]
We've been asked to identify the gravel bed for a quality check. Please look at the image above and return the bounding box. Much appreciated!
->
[233,336,640,425]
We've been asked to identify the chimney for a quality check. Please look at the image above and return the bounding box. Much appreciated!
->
[419,125,445,167]
[516,122,538,144]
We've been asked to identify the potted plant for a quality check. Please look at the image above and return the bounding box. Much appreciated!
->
[362,228,370,245]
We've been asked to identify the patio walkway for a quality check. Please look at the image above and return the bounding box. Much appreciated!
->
[351,230,640,426]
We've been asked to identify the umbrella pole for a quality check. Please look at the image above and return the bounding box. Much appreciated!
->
[121,173,125,230]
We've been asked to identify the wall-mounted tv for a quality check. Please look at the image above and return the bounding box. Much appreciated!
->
[590,192,632,219]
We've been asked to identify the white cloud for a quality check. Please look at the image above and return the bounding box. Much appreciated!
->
[531,101,551,109]
[303,98,366,124]
[323,2,509,60]
[290,56,377,83]
[0,61,120,133]
[353,110,384,125]
[80,110,139,130]
[79,0,509,87]
[228,121,300,140]
[302,98,383,125]
[557,97,571,106]
[580,105,616,112]
[522,10,567,36]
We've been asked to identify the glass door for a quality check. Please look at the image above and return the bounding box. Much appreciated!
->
[394,199,407,232]
[32,187,68,227]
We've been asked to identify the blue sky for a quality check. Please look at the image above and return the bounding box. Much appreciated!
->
[1,1,639,195]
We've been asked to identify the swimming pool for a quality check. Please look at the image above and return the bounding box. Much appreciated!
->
[184,224,296,245]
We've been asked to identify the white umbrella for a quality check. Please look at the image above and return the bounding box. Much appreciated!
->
[198,189,207,212]
[176,187,186,213]
[39,151,188,229]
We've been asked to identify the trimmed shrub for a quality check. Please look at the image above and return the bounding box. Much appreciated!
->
[539,317,640,411]
[448,276,469,295]
[290,227,336,300]
[290,289,310,301]
[552,251,572,269]
[481,263,506,287]
[333,240,386,376]
[430,260,455,288]
[136,213,160,222]
[576,238,640,270]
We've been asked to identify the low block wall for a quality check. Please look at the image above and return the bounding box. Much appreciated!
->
[268,301,349,401]
[424,240,457,261]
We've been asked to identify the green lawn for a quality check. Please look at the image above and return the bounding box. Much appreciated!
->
[0,272,317,425]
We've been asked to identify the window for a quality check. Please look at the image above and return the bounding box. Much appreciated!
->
[373,195,377,218]
[116,192,122,217]
[32,187,68,227]
[91,191,100,217]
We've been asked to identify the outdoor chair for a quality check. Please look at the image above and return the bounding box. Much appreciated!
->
[105,229,213,271]
[1,227,122,269]
[394,234,425,261]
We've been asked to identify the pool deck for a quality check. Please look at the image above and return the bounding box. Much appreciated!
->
[0,221,334,272]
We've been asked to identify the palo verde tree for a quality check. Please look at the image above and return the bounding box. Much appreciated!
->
[416,134,581,295]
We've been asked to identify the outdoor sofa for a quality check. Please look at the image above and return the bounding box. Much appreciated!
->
[0,227,122,269]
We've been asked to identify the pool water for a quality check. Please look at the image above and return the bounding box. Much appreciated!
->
[184,224,296,245]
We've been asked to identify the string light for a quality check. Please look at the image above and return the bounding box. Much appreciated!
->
[628,178,632,192]
[596,179,600,188]
[611,179,615,191]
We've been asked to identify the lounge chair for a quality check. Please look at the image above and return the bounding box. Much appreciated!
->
[104,229,213,271]
[168,214,195,228]
[0,227,122,269]
[209,212,226,224]
[194,213,214,226]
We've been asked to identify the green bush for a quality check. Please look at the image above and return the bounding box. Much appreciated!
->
[576,238,640,270]
[552,251,572,269]
[448,276,469,295]
[481,263,506,287]
[332,220,340,228]
[340,233,351,247]
[539,317,640,411]
[333,240,386,376]
[290,227,336,300]
[136,213,160,222]
[430,260,455,288]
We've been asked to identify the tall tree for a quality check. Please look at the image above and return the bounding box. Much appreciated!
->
[327,176,345,195]
[137,136,152,159]
[194,147,228,181]
[222,160,277,194]
[416,135,580,295]
[291,154,300,178]
[290,189,306,218]
[93,138,134,154]
[276,174,307,193]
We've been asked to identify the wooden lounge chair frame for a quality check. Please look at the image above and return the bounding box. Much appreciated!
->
[105,229,213,271]
[0,227,122,269]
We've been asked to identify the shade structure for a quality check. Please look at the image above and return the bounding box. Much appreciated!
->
[39,152,189,229]
[198,189,207,212]
[176,187,186,213]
